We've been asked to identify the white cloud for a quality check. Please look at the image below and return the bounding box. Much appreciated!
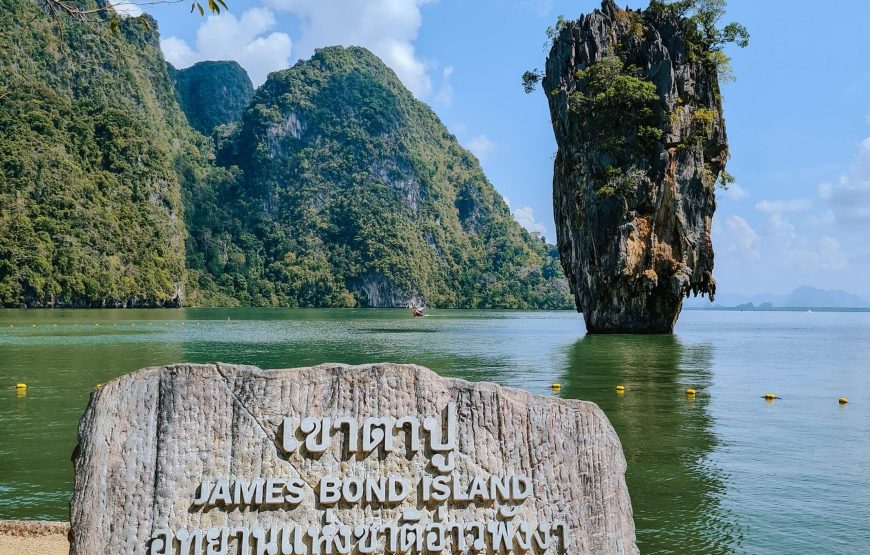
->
[466,134,497,162]
[818,136,870,226]
[766,212,797,242]
[521,0,554,17]
[265,0,435,97]
[434,65,454,106]
[503,196,548,237]
[754,199,812,214]
[161,36,196,68]
[512,206,547,236]
[761,213,846,271]
[160,8,293,86]
[722,215,760,258]
[720,183,748,201]
[112,1,142,17]
[786,235,847,271]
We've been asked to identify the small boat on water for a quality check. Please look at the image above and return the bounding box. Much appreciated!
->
[410,305,425,318]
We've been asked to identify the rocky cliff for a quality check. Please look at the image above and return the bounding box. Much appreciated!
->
[543,0,733,332]
[1,5,570,309]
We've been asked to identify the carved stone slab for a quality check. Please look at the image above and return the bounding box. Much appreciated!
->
[70,363,637,554]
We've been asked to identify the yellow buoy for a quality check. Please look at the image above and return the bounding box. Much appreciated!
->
[616,385,626,392]
[839,397,848,404]
[551,383,561,391]
[763,393,779,400]
[95,383,103,389]
[686,388,697,395]
[15,383,27,390]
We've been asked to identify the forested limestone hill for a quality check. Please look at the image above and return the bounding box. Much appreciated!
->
[170,60,254,135]
[187,46,570,308]
[0,4,570,309]
[0,0,199,307]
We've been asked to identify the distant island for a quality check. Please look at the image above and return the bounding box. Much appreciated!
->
[684,286,870,309]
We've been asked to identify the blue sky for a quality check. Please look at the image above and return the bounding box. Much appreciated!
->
[132,0,870,297]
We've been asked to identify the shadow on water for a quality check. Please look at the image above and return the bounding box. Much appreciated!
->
[560,334,741,555]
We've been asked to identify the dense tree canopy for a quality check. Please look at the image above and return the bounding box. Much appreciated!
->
[184,47,572,308]
[1,4,571,309]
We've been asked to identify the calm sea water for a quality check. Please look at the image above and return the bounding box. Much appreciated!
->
[0,308,868,553]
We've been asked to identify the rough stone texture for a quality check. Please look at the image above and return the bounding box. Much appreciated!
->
[71,363,637,554]
[544,0,726,333]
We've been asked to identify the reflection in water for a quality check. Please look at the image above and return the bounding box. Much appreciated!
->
[561,335,740,554]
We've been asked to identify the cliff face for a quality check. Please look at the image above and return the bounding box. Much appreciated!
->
[544,0,726,333]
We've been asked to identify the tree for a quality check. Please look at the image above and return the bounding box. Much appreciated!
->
[648,0,749,52]
[523,0,748,93]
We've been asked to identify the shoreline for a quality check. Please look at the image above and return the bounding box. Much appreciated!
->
[0,520,69,555]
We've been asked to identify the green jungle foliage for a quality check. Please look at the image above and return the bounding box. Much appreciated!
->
[187,47,571,308]
[569,56,664,166]
[537,0,748,197]
[171,61,254,135]
[0,4,570,309]
[0,0,199,307]
[648,0,749,82]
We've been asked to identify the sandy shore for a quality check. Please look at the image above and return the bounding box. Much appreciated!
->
[0,520,69,555]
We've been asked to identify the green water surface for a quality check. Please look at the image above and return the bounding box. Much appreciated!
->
[0,308,868,554]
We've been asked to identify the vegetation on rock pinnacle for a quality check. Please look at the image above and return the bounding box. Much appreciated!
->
[0,0,195,307]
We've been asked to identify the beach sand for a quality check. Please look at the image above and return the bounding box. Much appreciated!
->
[0,520,68,555]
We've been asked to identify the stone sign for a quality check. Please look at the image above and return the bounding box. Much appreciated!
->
[70,363,637,554]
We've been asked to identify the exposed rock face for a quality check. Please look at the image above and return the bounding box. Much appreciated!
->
[544,0,726,333]
[70,363,637,554]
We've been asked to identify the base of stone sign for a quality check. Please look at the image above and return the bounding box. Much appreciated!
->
[0,520,69,555]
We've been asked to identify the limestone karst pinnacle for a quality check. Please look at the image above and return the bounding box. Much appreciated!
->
[543,0,729,333]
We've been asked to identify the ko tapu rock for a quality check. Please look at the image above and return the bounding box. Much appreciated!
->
[70,363,637,554]
[543,0,730,333]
